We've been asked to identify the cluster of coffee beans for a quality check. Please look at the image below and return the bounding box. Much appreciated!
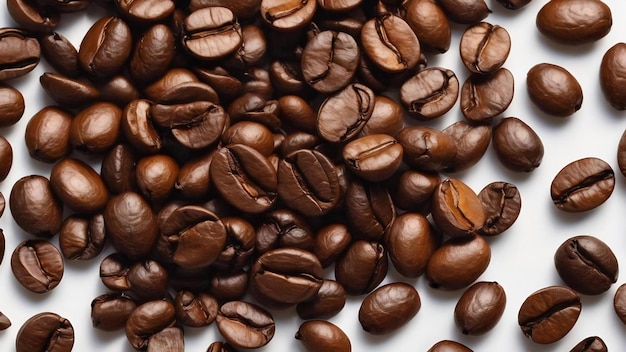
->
[0,0,625,351]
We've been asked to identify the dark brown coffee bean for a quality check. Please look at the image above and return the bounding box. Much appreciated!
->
[174,290,218,327]
[389,170,440,212]
[460,22,510,75]
[436,0,491,24]
[335,240,388,295]
[125,300,176,350]
[254,208,314,255]
[0,136,11,182]
[343,134,403,182]
[406,0,451,53]
[183,7,242,60]
[537,0,612,45]
[442,120,491,172]
[317,83,375,143]
[127,260,169,300]
[99,252,132,291]
[260,0,316,31]
[492,117,544,172]
[79,16,132,80]
[115,0,175,23]
[227,93,280,131]
[359,95,404,138]
[296,279,347,320]
[147,326,184,352]
[359,282,420,335]
[143,68,199,101]
[384,212,437,278]
[210,270,249,303]
[426,235,491,290]
[518,286,581,344]
[0,28,41,81]
[222,121,274,157]
[495,0,531,9]
[104,192,159,260]
[91,293,137,331]
[427,340,473,352]
[0,83,25,127]
[136,154,179,204]
[39,0,90,12]
[212,216,255,272]
[554,235,618,295]
[101,144,137,195]
[99,75,141,108]
[460,68,514,124]
[39,72,99,108]
[278,95,317,133]
[70,102,122,153]
[10,175,63,237]
[50,158,109,213]
[121,99,162,155]
[295,320,351,352]
[206,341,238,352]
[175,152,213,200]
[400,67,459,120]
[216,300,275,349]
[59,214,106,260]
[477,182,521,236]
[431,178,485,238]
[39,32,81,78]
[280,131,320,156]
[398,126,457,171]
[313,223,352,268]
[11,239,64,293]
[25,106,72,163]
[0,311,10,330]
[361,14,421,73]
[345,179,395,241]
[550,157,615,212]
[130,24,176,86]
[223,24,267,71]
[454,281,506,335]
[600,42,626,110]
[570,336,607,352]
[614,283,626,324]
[7,0,59,33]
[527,63,583,117]
[16,312,73,352]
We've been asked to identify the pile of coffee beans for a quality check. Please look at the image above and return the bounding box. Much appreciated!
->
[0,0,625,351]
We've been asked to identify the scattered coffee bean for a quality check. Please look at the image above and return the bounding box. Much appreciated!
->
[91,293,137,331]
[426,235,491,290]
[384,212,437,278]
[0,136,12,182]
[477,182,521,236]
[0,311,10,330]
[10,175,63,237]
[460,67,514,124]
[11,239,64,293]
[24,106,73,163]
[400,67,459,120]
[431,178,486,238]
[527,63,583,117]
[125,299,176,350]
[460,22,511,75]
[436,0,491,24]
[600,42,626,110]
[0,83,25,127]
[296,320,351,352]
[0,28,40,81]
[216,300,275,349]
[536,0,612,45]
[454,281,506,335]
[427,340,473,351]
[359,282,421,335]
[492,117,544,172]
[614,283,626,325]
[570,336,608,352]
[58,214,106,260]
[50,157,109,214]
[16,312,73,352]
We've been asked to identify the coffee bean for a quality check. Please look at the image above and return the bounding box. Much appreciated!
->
[527,63,583,117]
[11,239,64,293]
[125,300,176,350]
[431,178,485,238]
[99,74,140,109]
[277,95,317,133]
[39,72,99,108]
[223,121,274,157]
[554,235,618,295]
[50,157,109,213]
[216,300,275,349]
[600,43,626,110]
[70,102,122,153]
[127,260,169,300]
[495,0,531,9]
[427,340,473,352]
[335,240,388,295]
[477,182,521,236]
[343,134,403,182]
[25,106,72,163]
[121,99,162,155]
[460,22,510,75]
[227,93,280,131]
[115,0,175,23]
[360,95,404,137]
[16,312,73,352]
[146,326,184,352]
[296,279,347,320]
[313,224,352,268]
[7,0,60,33]
[359,282,420,335]
[398,126,458,171]
[99,252,132,292]
[317,83,375,143]
[280,131,320,156]
[492,117,544,172]
[174,290,218,328]
[212,216,255,272]
[570,336,608,352]
[550,157,615,212]
[614,283,626,325]
[59,214,106,260]
[40,0,90,12]
[426,235,491,290]
[405,0,451,53]
[0,311,10,330]
[388,170,441,212]
[206,341,238,352]
[10,175,63,237]
[0,227,4,265]
[136,154,179,204]
[460,68,514,124]
[384,212,437,278]
[400,67,459,120]
[518,286,581,344]
[454,281,506,335]
[210,270,250,303]
[260,0,317,31]
[436,0,491,24]
[183,7,242,60]
[39,32,81,78]
[361,14,421,73]
[0,136,12,182]
[255,209,315,255]
[442,120,491,172]
[295,320,351,352]
[101,144,137,195]
[536,0,612,45]
[129,24,176,86]
[0,83,25,127]
[345,178,395,241]
[79,16,132,80]
[91,293,137,331]
[0,28,40,81]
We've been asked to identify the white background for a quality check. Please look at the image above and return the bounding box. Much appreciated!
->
[1,1,626,351]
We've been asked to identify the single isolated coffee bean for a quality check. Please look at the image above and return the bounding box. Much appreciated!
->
[536,0,612,45]
[426,235,491,290]
[554,235,618,295]
[91,293,137,331]
[427,340,473,352]
[460,67,514,124]
[400,67,459,120]
[477,182,521,236]
[359,282,421,335]
[216,300,275,349]
[0,28,40,81]
[492,117,544,172]
[600,42,626,110]
[0,136,12,182]
[11,239,64,294]
[0,83,25,127]
[518,286,581,344]
[454,281,506,335]
[460,22,511,75]
[550,157,615,213]
[16,312,73,352]
[431,178,486,238]
[10,175,63,237]
[614,283,626,325]
[295,320,351,352]
[527,63,583,117]
[570,336,608,352]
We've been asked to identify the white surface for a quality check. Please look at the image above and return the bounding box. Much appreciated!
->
[1,1,626,351]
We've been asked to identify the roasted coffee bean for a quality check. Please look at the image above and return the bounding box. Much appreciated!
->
[130,24,176,86]
[223,121,274,157]
[436,0,491,24]
[313,223,352,268]
[359,282,420,335]
[361,14,421,73]
[389,170,440,212]
[91,293,137,331]
[614,283,626,324]
[345,179,395,241]
[7,0,60,33]
[343,134,403,182]
[295,320,351,352]
[296,279,347,320]
[121,99,162,155]
[127,260,169,299]
[144,68,199,101]
[335,240,388,295]
[10,175,63,237]
[317,0,361,11]
[269,60,309,97]
[260,0,316,31]
[212,216,255,272]
[400,67,459,120]
[25,106,72,163]
[146,326,184,352]
[11,239,64,293]
[115,0,175,23]
[79,16,132,80]
[301,30,359,94]
[0,28,41,81]
[70,102,122,153]
[40,0,90,12]
[550,157,615,212]
[210,270,249,303]
[384,212,437,278]
[0,83,25,127]
[527,63,583,117]
[242,67,274,101]
[405,0,451,53]
[398,126,457,171]
[59,214,106,260]
[317,83,375,143]
[477,182,521,236]
[427,340,473,352]
[16,312,73,352]
[278,95,317,133]
[50,158,109,213]
[492,117,544,172]
[136,154,179,204]
[0,136,11,182]
[39,32,81,78]
[174,290,218,327]
[454,281,506,335]
[460,68,514,124]
[442,120,491,172]
[460,22,510,75]
[104,192,159,260]
[216,300,275,349]
[600,42,626,110]
[496,0,531,9]
[98,75,140,108]
[0,311,10,330]
[360,95,404,137]
[518,286,582,344]
[101,144,137,194]
[39,72,99,108]
[426,235,491,290]
[223,24,267,71]
[537,0,612,45]
[99,252,132,291]
[280,131,319,156]
[554,235,618,295]
[183,7,242,60]
[431,178,485,238]
[159,205,226,268]
[175,152,213,200]
[210,144,278,214]
[570,336,608,352]
[125,300,176,350]
[207,341,238,352]
[227,93,280,131]
[254,209,314,254]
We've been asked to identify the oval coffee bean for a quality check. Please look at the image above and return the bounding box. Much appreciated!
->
[427,340,473,352]
[536,0,612,45]
[335,240,388,295]
[460,22,511,75]
[295,320,351,352]
[125,300,176,350]
[492,117,544,172]
[25,106,73,163]
[614,283,626,325]
[206,341,238,352]
[400,67,459,120]
[91,293,137,331]
[359,95,404,138]
[59,214,106,260]
[10,175,63,237]
[39,72,99,108]
[406,0,451,54]
[359,282,420,335]
[70,101,122,153]
[431,178,485,238]
[389,170,440,212]
[343,134,403,182]
[129,24,176,86]
[313,224,352,268]
[317,83,375,143]
[183,7,242,60]
[39,32,81,78]
[527,63,583,117]
[0,136,12,182]
[345,179,395,241]
[79,16,132,80]
[384,212,437,278]
[136,154,179,204]
[460,67,514,124]
[600,42,626,110]
[0,83,25,127]
[442,120,491,172]
[0,227,4,265]
[477,182,521,236]
[0,28,40,81]
[426,235,491,290]
[16,312,73,352]
[296,280,347,320]
[174,290,218,327]
[454,281,506,335]
[518,286,581,344]
[101,144,137,195]
[50,157,109,214]
[115,0,175,23]
[11,239,64,293]
[398,126,457,171]
[570,336,608,352]
[126,260,169,300]
[6,0,60,33]
[436,0,491,24]
[554,235,618,295]
[0,311,10,330]
[260,0,316,32]
[216,300,275,349]
[550,157,615,212]
[361,14,421,73]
